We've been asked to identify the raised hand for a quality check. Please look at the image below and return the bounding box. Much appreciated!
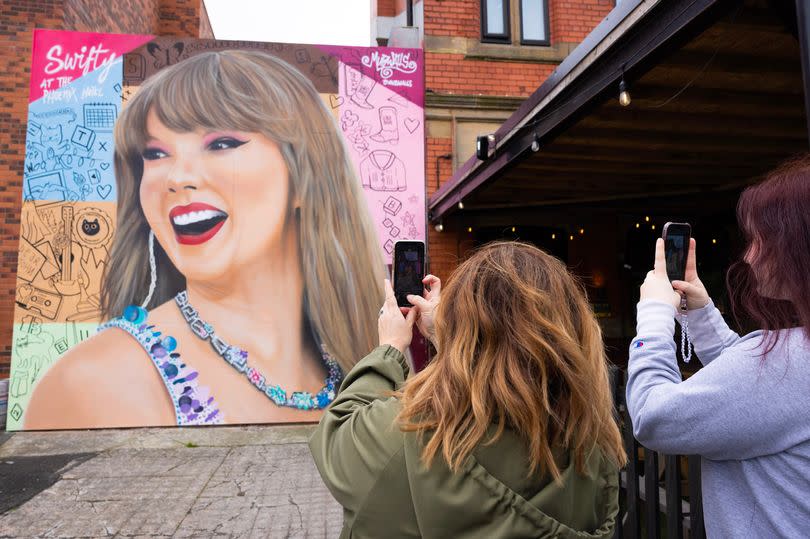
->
[379,279,417,354]
[671,238,710,310]
[406,274,441,345]
[640,238,681,308]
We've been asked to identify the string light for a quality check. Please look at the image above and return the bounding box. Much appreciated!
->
[635,223,640,228]
[645,216,650,222]
[579,228,585,235]
[712,238,717,244]
[651,224,656,230]
[467,226,473,233]
[511,226,516,233]
[569,235,574,241]
[552,233,556,239]
[458,200,464,210]
[619,76,631,107]
[434,222,444,232]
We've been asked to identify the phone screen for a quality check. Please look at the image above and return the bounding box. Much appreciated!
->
[663,223,691,282]
[394,241,425,306]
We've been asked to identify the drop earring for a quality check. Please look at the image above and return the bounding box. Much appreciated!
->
[141,229,157,309]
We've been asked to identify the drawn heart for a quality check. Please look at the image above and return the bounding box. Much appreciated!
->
[329,95,344,109]
[96,184,112,199]
[99,162,110,170]
[404,118,420,134]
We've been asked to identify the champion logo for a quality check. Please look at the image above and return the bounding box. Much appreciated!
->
[633,341,645,349]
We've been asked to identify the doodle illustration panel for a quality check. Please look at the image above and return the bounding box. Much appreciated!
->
[6,319,98,431]
[9,30,425,431]
[15,201,116,325]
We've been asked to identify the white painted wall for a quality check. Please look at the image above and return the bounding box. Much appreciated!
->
[205,0,375,46]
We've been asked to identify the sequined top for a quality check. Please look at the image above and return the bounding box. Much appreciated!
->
[98,313,223,426]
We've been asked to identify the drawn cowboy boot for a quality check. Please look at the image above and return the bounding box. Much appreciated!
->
[370,107,399,144]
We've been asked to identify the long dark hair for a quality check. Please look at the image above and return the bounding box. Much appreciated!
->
[728,154,810,353]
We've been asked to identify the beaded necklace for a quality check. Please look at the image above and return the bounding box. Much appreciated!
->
[174,291,341,410]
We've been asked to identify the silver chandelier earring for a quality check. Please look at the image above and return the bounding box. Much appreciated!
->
[141,229,157,309]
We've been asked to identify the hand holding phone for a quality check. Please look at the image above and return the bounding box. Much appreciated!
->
[393,241,426,307]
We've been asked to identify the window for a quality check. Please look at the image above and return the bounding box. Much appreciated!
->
[520,0,549,45]
[481,0,549,47]
[481,0,510,43]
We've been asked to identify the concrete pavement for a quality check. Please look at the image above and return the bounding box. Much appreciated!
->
[0,425,341,538]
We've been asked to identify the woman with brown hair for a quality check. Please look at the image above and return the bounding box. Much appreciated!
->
[310,242,626,538]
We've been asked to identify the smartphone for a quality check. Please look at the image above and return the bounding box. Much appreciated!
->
[662,222,691,282]
[393,240,426,307]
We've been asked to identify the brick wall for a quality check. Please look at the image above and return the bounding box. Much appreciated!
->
[551,0,614,42]
[64,0,160,34]
[424,0,480,39]
[378,0,395,17]
[424,0,614,280]
[427,53,555,96]
[158,0,208,37]
[0,0,211,375]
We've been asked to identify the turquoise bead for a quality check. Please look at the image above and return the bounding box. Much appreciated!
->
[161,336,177,352]
[123,305,147,325]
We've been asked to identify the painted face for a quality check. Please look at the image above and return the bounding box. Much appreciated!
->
[139,111,294,283]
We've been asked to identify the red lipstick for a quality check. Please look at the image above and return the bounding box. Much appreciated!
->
[169,202,228,246]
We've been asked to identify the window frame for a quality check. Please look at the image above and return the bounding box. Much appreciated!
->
[519,0,551,46]
[481,0,511,44]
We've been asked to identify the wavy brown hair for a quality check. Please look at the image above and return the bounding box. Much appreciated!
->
[397,242,626,479]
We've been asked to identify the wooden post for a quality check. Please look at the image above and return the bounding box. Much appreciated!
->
[796,0,810,144]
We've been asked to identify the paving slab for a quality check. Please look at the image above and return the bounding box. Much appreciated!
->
[0,425,316,458]
[0,426,342,538]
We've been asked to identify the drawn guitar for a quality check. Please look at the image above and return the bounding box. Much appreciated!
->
[53,205,86,296]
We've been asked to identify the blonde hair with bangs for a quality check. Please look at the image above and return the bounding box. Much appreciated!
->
[103,50,385,371]
[397,242,626,479]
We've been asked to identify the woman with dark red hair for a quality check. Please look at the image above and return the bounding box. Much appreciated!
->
[626,155,810,537]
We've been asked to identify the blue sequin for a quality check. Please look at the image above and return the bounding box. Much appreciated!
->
[162,336,177,352]
[163,363,179,379]
[123,305,147,325]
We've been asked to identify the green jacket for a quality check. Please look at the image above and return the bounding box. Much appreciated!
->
[309,345,620,539]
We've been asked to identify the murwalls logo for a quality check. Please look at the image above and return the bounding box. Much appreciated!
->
[361,52,417,87]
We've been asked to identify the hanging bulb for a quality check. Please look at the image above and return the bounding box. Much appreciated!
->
[531,133,540,152]
[458,200,464,210]
[551,233,556,240]
[467,227,473,233]
[619,77,631,107]
[434,222,444,232]
[511,226,516,233]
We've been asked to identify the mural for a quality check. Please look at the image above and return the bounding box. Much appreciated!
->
[8,29,425,430]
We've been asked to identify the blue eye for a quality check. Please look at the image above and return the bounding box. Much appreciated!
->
[208,137,248,151]
[142,148,168,160]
